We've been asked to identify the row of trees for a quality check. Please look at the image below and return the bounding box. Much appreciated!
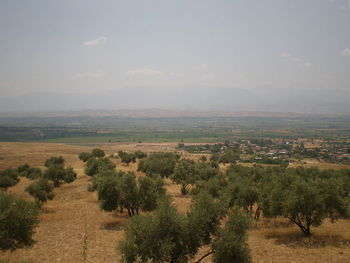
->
[191,165,350,236]
[136,152,350,237]
[0,156,77,250]
[0,156,77,205]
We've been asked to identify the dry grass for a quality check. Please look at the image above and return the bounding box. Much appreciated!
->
[0,142,349,263]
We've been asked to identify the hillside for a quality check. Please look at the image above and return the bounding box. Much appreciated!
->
[0,142,349,263]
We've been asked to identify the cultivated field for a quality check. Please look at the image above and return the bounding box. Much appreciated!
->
[0,142,349,263]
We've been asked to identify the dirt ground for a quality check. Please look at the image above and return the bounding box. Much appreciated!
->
[0,142,349,263]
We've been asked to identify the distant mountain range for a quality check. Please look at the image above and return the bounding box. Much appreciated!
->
[0,87,349,114]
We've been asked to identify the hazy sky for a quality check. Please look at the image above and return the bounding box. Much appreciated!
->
[1,0,350,96]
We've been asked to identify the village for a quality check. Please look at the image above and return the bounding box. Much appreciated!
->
[177,137,350,166]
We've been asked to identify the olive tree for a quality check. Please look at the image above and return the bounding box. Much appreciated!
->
[262,174,349,236]
[134,150,147,159]
[119,198,189,263]
[119,195,251,263]
[172,160,219,195]
[92,148,105,158]
[172,159,197,195]
[0,169,20,191]
[17,164,42,180]
[79,148,106,162]
[96,172,165,216]
[43,157,77,187]
[85,157,116,177]
[0,192,40,250]
[212,210,251,263]
[138,152,180,178]
[79,152,93,162]
[25,179,55,206]
[118,151,136,165]
[44,156,65,168]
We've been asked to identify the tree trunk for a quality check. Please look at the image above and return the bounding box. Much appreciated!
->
[194,251,213,263]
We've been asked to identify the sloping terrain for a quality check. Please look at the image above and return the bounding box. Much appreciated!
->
[0,142,349,263]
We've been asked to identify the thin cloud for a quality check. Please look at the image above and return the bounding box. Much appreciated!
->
[74,70,106,79]
[83,36,107,46]
[280,52,292,58]
[329,0,350,9]
[126,68,163,76]
[341,48,350,56]
[280,52,312,67]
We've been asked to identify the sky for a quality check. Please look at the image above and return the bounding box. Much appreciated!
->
[0,0,349,109]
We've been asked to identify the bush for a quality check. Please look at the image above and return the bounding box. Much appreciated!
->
[0,192,40,250]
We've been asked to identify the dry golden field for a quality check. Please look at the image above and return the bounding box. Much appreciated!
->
[0,142,349,263]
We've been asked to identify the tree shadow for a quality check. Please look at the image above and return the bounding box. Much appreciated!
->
[174,193,191,198]
[258,218,294,229]
[41,206,56,214]
[264,231,350,248]
[100,221,124,231]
